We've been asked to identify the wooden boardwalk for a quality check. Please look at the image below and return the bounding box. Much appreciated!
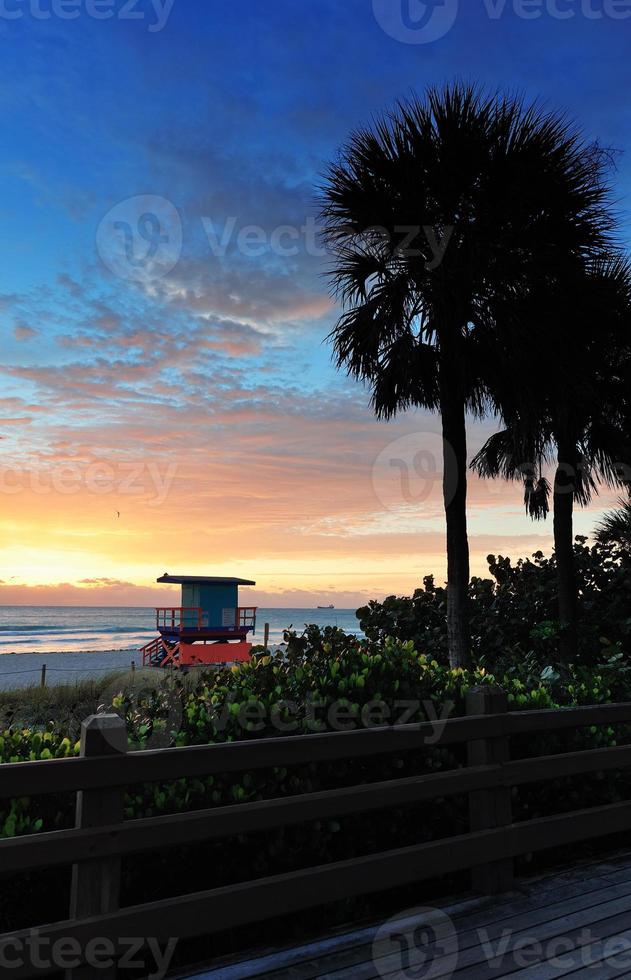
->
[5,699,631,978]
[187,851,631,979]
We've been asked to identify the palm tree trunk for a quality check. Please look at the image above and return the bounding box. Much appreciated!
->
[553,438,578,661]
[440,371,471,668]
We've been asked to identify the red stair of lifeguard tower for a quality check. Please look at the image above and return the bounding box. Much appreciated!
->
[141,574,257,669]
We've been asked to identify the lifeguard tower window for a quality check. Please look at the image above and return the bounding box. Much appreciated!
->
[222,608,236,627]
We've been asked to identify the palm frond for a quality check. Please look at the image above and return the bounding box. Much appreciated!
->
[524,476,551,520]
[595,497,631,548]
[319,80,619,452]
[471,428,553,481]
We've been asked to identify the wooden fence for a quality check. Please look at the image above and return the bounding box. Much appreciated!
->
[2,686,631,977]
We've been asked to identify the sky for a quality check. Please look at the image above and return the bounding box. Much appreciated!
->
[0,0,630,608]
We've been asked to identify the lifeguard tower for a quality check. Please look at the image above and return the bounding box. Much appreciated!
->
[141,574,257,668]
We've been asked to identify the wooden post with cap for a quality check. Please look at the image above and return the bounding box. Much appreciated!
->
[67,713,127,980]
[466,685,513,895]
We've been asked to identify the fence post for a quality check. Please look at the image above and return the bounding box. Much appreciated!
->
[40,663,46,688]
[67,714,128,980]
[263,622,270,652]
[466,685,513,895]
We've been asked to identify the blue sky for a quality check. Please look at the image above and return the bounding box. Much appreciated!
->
[0,0,630,605]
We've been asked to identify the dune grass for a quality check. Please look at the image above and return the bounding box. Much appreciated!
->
[0,670,137,736]
[0,666,209,737]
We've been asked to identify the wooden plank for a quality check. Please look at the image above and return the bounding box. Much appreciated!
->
[374,895,631,980]
[502,925,631,979]
[449,868,631,936]
[2,701,631,803]
[599,866,631,885]
[258,878,631,980]
[506,703,631,735]
[453,878,631,956]
[509,799,631,855]
[504,743,631,785]
[0,764,501,874]
[0,716,505,800]
[2,701,631,802]
[453,904,631,980]
[513,854,631,901]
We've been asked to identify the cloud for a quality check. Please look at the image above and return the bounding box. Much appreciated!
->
[13,322,37,341]
[0,293,21,311]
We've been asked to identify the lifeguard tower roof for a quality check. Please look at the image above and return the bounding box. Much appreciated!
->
[157,575,256,585]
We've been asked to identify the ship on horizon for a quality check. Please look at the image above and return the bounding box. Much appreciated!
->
[317,604,335,609]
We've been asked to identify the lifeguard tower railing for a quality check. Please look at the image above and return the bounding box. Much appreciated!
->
[156,607,203,631]
[156,606,257,632]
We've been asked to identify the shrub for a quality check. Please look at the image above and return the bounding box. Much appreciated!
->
[358,538,631,670]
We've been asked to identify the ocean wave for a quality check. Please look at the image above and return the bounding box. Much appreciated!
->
[0,645,146,658]
[0,625,152,634]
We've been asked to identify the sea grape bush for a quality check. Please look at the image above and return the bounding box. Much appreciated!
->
[358,539,631,670]
[0,727,80,841]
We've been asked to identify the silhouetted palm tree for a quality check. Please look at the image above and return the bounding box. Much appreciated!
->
[321,83,614,666]
[472,257,631,658]
[596,495,631,549]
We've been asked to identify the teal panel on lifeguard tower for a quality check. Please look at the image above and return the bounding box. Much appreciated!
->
[198,582,238,628]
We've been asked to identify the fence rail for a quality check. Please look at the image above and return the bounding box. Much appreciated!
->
[2,688,631,978]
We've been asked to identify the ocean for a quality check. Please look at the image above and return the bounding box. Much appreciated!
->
[0,606,363,688]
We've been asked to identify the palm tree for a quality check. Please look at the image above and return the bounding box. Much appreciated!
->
[320,83,614,666]
[472,257,631,658]
[596,496,631,549]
